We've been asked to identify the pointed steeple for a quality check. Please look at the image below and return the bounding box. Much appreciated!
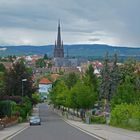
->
[54,20,64,58]
[57,20,61,47]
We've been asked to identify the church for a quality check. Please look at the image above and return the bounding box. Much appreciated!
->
[53,21,87,68]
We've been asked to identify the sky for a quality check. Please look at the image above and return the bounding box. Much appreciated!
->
[0,0,140,47]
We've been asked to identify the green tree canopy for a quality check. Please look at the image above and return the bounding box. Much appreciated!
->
[4,60,36,98]
[36,58,46,68]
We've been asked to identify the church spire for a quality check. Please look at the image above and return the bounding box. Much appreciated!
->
[54,20,64,58]
[57,20,61,47]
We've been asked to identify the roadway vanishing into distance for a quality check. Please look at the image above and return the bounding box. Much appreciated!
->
[11,104,99,140]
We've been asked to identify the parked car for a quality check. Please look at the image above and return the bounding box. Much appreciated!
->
[29,116,41,125]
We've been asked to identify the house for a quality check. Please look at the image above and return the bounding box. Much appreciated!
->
[39,78,52,99]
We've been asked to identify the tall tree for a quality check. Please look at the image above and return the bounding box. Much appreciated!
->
[111,76,140,108]
[83,64,98,91]
[4,60,36,98]
[99,52,111,101]
[64,72,79,89]
[70,80,97,109]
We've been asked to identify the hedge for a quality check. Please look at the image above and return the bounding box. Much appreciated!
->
[110,103,140,131]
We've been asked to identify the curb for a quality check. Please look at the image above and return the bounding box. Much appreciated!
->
[53,109,106,140]
[63,119,106,140]
[2,124,29,140]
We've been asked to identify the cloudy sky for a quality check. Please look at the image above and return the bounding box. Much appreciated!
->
[0,0,140,47]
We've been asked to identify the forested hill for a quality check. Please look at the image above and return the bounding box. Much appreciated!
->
[0,44,140,60]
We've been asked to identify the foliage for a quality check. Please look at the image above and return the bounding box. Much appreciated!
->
[99,53,120,101]
[0,96,22,104]
[0,63,6,72]
[99,52,111,100]
[111,76,140,108]
[0,72,5,95]
[43,54,48,60]
[0,100,17,117]
[83,64,98,91]
[49,80,69,107]
[18,96,32,120]
[36,58,46,68]
[70,81,97,109]
[64,72,79,89]
[119,58,137,83]
[32,93,41,105]
[90,115,106,124]
[3,60,36,98]
[110,103,140,130]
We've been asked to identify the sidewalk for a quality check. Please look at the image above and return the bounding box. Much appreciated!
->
[0,106,39,140]
[52,108,140,140]
[0,122,28,140]
[66,120,140,140]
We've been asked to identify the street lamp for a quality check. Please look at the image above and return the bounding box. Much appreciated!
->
[22,79,27,98]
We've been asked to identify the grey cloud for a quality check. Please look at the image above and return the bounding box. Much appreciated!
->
[0,0,139,47]
[88,38,100,42]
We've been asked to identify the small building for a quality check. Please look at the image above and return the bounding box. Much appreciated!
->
[39,78,52,99]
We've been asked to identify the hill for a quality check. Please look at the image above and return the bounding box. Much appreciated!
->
[0,44,140,60]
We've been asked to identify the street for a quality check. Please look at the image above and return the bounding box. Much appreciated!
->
[10,103,98,140]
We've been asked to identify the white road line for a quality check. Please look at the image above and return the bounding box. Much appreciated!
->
[4,126,29,140]
[63,119,105,140]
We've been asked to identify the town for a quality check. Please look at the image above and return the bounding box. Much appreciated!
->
[0,1,140,140]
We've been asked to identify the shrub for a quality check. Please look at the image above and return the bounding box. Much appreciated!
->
[110,103,140,131]
[32,93,41,105]
[0,96,22,104]
[90,115,106,124]
[18,116,23,123]
[0,100,17,117]
[18,96,32,120]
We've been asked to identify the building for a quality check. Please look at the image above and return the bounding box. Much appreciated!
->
[39,78,52,99]
[54,21,64,58]
[53,21,87,70]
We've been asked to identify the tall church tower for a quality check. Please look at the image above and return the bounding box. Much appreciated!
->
[54,21,64,58]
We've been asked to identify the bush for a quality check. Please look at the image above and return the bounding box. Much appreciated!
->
[0,96,22,104]
[0,100,17,117]
[18,96,32,120]
[110,103,140,131]
[18,117,23,123]
[32,93,41,105]
[90,115,106,124]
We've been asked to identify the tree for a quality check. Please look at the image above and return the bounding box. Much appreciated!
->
[3,60,36,98]
[49,80,69,107]
[119,58,136,83]
[83,64,98,92]
[99,52,111,101]
[111,76,140,108]
[70,80,97,110]
[64,72,79,89]
[36,58,46,68]
[99,53,120,101]
[43,54,48,60]
[0,63,6,72]
[0,63,6,95]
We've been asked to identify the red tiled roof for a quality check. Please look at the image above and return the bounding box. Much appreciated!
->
[39,78,52,84]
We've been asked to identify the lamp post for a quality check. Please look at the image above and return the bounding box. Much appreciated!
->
[22,79,27,98]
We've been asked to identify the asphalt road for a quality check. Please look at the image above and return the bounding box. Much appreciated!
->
[11,103,98,140]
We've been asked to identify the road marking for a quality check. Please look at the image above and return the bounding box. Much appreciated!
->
[63,119,105,140]
[4,125,29,140]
